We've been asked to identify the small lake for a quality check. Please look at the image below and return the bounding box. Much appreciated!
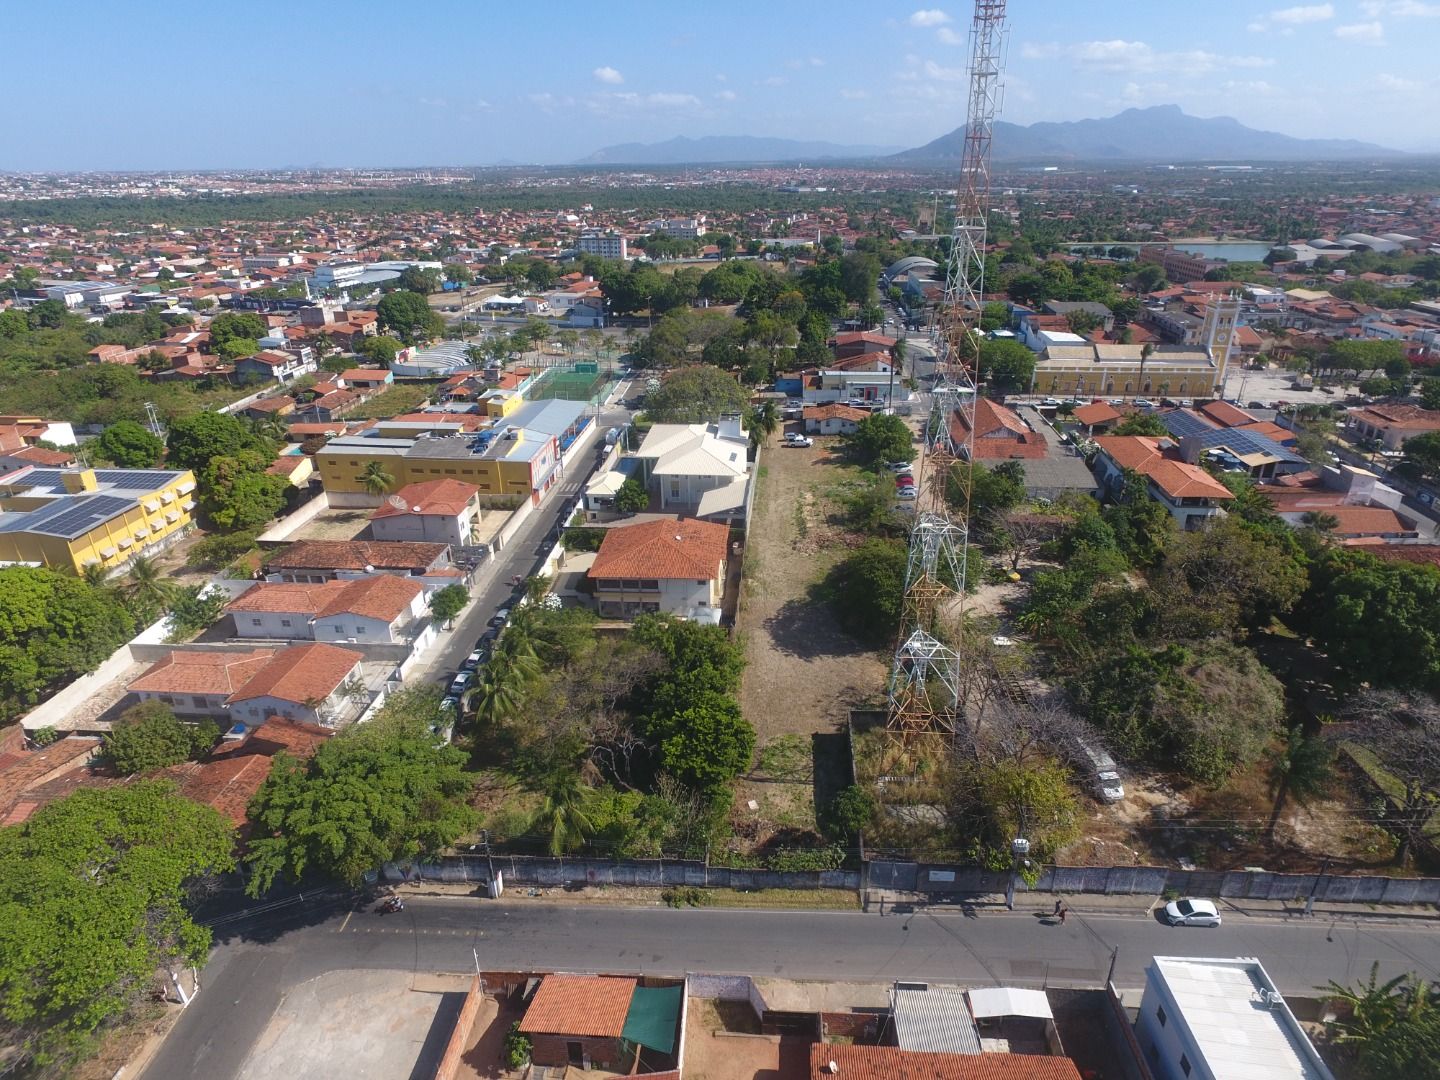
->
[1172,241,1275,262]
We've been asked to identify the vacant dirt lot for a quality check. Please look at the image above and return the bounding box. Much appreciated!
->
[737,434,888,741]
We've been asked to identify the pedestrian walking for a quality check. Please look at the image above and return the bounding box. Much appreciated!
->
[1053,899,1063,918]
[1058,903,1068,925]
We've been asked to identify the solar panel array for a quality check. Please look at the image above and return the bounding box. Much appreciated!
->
[16,468,182,491]
[1186,427,1305,465]
[1156,409,1217,440]
[0,494,137,538]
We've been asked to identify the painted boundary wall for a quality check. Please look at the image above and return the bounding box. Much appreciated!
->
[379,855,1440,908]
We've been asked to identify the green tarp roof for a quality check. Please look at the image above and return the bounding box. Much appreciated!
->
[621,985,682,1055]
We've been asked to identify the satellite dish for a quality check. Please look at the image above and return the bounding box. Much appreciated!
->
[387,494,407,509]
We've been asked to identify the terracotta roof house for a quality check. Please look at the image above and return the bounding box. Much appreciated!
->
[1071,401,1122,433]
[1348,403,1440,450]
[1196,399,1257,428]
[802,403,870,435]
[263,539,452,583]
[161,717,330,827]
[0,736,102,826]
[518,974,683,1073]
[807,1045,1081,1080]
[588,518,729,623]
[224,642,366,728]
[829,330,898,360]
[227,575,425,643]
[340,368,393,393]
[950,399,1047,460]
[1093,435,1233,530]
[370,478,483,549]
[128,648,278,716]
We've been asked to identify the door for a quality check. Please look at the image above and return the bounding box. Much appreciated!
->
[567,1041,584,1067]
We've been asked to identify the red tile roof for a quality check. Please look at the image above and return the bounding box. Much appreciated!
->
[1371,544,1440,568]
[341,368,391,384]
[519,975,636,1038]
[1197,400,1256,428]
[264,540,449,573]
[1072,402,1121,426]
[1350,403,1440,431]
[808,1045,1082,1080]
[129,648,278,697]
[225,643,363,705]
[162,717,330,826]
[830,331,898,347]
[803,404,870,422]
[951,399,1047,459]
[1144,459,1235,501]
[0,737,101,823]
[372,478,481,519]
[227,576,423,623]
[588,518,729,582]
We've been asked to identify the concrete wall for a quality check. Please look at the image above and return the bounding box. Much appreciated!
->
[20,611,172,732]
[381,855,860,892]
[687,974,768,1018]
[432,974,483,1080]
[257,491,334,545]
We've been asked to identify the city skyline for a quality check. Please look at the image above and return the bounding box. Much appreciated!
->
[3,0,1438,171]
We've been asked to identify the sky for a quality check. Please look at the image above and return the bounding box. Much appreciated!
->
[2,0,1437,171]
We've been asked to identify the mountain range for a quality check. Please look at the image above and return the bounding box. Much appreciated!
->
[578,107,1400,166]
[574,135,902,165]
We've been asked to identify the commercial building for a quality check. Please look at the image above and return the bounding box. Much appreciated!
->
[0,467,196,574]
[632,418,751,522]
[369,478,483,548]
[315,398,588,508]
[1032,343,1218,399]
[1135,956,1333,1080]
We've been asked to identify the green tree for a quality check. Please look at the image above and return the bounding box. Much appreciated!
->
[243,710,477,895]
[398,266,442,295]
[977,337,1036,394]
[104,701,217,774]
[165,410,269,473]
[376,289,443,344]
[820,785,876,841]
[93,419,164,468]
[0,781,234,1069]
[968,460,1027,520]
[527,768,597,855]
[164,584,229,642]
[356,334,403,365]
[1111,413,1168,437]
[952,758,1081,861]
[1266,725,1334,842]
[218,336,260,361]
[1419,379,1440,412]
[199,452,292,531]
[208,311,267,348]
[125,554,174,621]
[746,400,779,443]
[838,252,882,305]
[1357,1010,1440,1079]
[644,366,748,422]
[0,567,135,723]
[844,412,913,465]
[429,584,469,625]
[1401,431,1440,482]
[615,477,649,514]
[1320,963,1417,1048]
[823,538,909,646]
[648,690,755,791]
[358,460,395,496]
[443,263,473,286]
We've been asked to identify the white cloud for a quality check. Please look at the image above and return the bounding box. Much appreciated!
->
[1334,19,1386,40]
[1376,72,1423,90]
[714,89,738,101]
[908,8,951,26]
[1026,39,1274,74]
[936,26,964,45]
[840,88,870,100]
[527,92,575,111]
[1222,79,1277,94]
[922,58,968,81]
[592,66,624,85]
[785,56,825,69]
[1269,3,1334,23]
[417,96,447,108]
[761,75,787,86]
[1363,0,1440,14]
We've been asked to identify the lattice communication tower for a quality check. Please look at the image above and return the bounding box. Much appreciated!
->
[886,0,1007,740]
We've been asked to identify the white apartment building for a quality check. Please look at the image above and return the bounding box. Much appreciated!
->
[578,232,628,260]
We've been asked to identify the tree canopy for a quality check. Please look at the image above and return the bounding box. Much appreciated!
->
[165,410,271,473]
[0,781,234,1068]
[844,412,914,465]
[376,289,444,344]
[643,366,748,423]
[103,701,217,775]
[93,419,164,468]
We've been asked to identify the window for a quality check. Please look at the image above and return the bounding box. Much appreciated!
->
[334,625,345,634]
[1180,1053,1191,1077]
[281,619,292,628]
[251,617,262,626]
[696,580,706,586]
[1156,1004,1166,1027]
[192,696,207,708]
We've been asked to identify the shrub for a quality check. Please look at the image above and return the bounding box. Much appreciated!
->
[503,1023,532,1069]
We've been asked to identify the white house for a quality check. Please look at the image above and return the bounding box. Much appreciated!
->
[1093,435,1235,531]
[587,517,728,623]
[800,368,905,405]
[1135,956,1334,1080]
[370,478,483,549]
[226,575,426,644]
[564,301,605,328]
[224,642,367,728]
[127,648,279,717]
[634,418,751,524]
[802,403,870,435]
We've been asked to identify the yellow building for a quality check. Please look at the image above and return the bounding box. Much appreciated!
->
[1031,344,1218,400]
[0,467,197,574]
[314,398,587,510]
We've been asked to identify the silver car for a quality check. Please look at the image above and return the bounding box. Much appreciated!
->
[1163,897,1222,927]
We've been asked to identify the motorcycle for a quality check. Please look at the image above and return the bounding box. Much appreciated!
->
[377,896,404,915]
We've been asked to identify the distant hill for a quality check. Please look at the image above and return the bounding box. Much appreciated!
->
[575,135,903,165]
[894,105,1401,163]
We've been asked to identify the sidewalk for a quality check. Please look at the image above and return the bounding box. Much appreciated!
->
[863,888,1440,925]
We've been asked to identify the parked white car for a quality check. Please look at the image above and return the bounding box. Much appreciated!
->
[887,461,915,473]
[895,487,917,500]
[784,435,813,448]
[1163,897,1222,927]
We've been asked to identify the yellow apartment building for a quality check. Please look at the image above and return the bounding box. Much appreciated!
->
[0,467,197,574]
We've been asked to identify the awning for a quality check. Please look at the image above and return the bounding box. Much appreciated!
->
[621,985,681,1055]
[181,500,196,511]
[133,528,148,540]
[177,481,196,495]
[118,537,133,549]
[151,520,164,532]
[967,987,1053,1020]
[99,546,117,558]
[165,510,179,522]
[143,500,160,512]
[161,491,175,503]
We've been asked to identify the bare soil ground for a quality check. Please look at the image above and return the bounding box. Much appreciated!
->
[683,999,808,1080]
[734,435,889,846]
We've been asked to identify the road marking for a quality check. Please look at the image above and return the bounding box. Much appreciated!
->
[338,910,353,933]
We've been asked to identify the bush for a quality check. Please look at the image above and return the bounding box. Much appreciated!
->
[820,785,876,841]
[765,845,847,871]
[503,1023,532,1069]
[185,530,260,570]
[561,527,606,553]
[661,886,714,908]
[104,701,218,775]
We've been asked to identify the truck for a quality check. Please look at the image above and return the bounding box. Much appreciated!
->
[1075,740,1125,803]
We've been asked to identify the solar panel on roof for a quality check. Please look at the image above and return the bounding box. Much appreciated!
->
[11,494,137,538]
[1158,410,1216,439]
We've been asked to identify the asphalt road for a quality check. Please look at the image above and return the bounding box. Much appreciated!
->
[143,896,1440,1080]
[419,393,632,683]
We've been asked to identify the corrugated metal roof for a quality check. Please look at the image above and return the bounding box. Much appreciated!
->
[892,985,982,1055]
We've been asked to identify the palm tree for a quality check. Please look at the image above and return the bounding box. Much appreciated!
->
[82,561,111,588]
[747,401,779,446]
[1137,342,1154,400]
[529,769,596,855]
[126,555,174,616]
[358,461,395,497]
[1266,724,1334,842]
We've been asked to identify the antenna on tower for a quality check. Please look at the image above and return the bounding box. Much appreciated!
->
[887,0,1007,742]
[144,402,165,439]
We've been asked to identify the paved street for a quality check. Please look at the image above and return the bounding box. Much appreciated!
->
[143,895,1440,1079]
[418,392,632,683]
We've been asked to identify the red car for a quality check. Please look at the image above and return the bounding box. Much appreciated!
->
[896,475,915,488]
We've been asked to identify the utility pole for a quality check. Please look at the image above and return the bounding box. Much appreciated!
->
[478,829,497,898]
[1306,857,1330,917]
